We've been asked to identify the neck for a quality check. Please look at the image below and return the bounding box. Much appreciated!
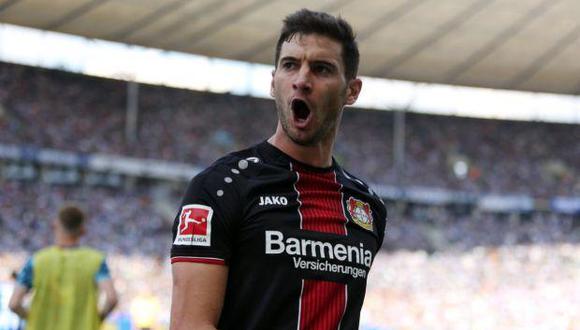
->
[268,125,336,168]
[56,235,80,248]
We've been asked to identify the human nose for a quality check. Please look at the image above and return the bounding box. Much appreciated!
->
[292,65,312,93]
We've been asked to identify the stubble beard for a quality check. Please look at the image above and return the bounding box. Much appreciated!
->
[275,100,340,147]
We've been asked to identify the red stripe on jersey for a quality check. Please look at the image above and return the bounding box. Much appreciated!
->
[293,166,347,235]
[293,164,347,330]
[170,256,225,265]
[299,280,346,330]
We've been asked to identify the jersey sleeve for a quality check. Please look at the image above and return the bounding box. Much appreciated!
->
[365,183,387,251]
[170,164,242,266]
[16,257,33,289]
[375,198,387,249]
[95,258,112,283]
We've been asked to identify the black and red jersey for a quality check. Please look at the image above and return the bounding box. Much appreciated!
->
[171,141,387,330]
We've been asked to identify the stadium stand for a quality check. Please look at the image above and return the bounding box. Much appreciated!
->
[1,61,579,329]
[1,62,578,196]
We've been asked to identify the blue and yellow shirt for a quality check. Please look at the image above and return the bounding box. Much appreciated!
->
[17,246,111,330]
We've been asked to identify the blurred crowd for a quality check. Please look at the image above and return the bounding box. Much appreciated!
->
[1,182,578,330]
[384,203,579,253]
[362,244,580,330]
[1,62,578,197]
[3,244,579,330]
[1,181,578,257]
[0,62,273,166]
[0,181,172,256]
[1,61,579,329]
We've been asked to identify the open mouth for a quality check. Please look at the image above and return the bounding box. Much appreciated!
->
[291,99,311,122]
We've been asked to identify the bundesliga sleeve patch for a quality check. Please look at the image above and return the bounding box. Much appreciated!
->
[173,204,213,246]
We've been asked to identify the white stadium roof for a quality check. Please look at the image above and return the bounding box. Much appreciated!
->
[2,0,580,94]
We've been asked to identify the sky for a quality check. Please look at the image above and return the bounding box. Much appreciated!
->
[1,23,579,124]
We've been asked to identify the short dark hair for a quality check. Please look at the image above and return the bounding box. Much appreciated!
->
[58,205,85,235]
[274,8,360,81]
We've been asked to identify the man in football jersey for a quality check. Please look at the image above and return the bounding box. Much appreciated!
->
[9,205,118,330]
[171,8,386,330]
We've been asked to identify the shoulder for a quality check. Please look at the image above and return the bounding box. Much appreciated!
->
[73,247,106,266]
[80,247,105,257]
[34,246,58,260]
[189,143,270,190]
[16,257,34,289]
[37,246,57,255]
[80,248,109,276]
[337,166,387,218]
[179,146,260,212]
[337,166,388,247]
[338,167,382,200]
[211,144,265,175]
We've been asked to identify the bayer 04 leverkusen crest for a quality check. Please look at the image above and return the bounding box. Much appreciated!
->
[346,197,374,231]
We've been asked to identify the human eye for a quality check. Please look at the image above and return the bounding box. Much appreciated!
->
[312,63,334,75]
[281,60,297,70]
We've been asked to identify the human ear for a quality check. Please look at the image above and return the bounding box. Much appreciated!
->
[270,70,276,98]
[345,78,362,105]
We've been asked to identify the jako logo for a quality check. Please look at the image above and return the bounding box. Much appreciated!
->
[259,196,288,206]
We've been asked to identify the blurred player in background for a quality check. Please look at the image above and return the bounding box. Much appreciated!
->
[171,8,386,330]
[9,205,118,330]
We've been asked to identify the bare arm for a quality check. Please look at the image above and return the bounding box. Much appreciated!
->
[170,262,228,330]
[98,278,118,320]
[8,284,29,319]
